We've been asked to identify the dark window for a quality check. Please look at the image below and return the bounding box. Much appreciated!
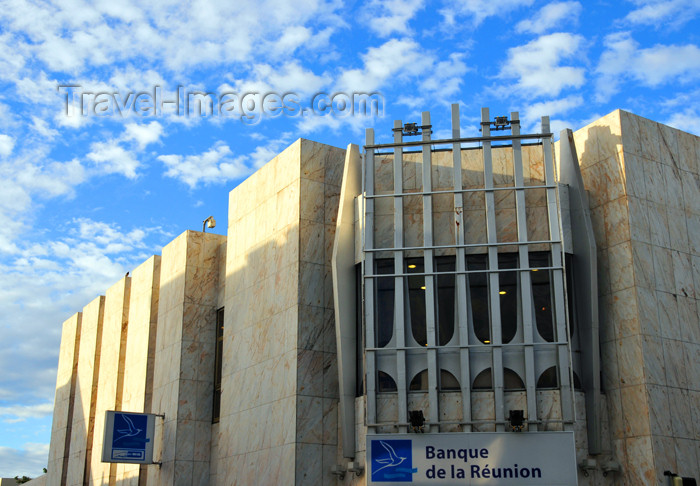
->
[377,371,397,392]
[472,368,525,390]
[531,253,554,342]
[439,369,460,391]
[537,366,558,389]
[436,257,456,346]
[409,369,428,391]
[498,254,518,343]
[212,307,224,423]
[376,260,395,348]
[467,255,490,343]
[406,258,427,346]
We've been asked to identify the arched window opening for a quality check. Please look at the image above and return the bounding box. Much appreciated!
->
[377,371,397,392]
[409,369,428,391]
[439,369,460,391]
[537,366,558,389]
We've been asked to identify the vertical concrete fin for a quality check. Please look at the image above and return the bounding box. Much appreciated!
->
[332,143,361,459]
[558,128,602,454]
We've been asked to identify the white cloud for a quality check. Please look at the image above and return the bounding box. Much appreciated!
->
[0,134,15,157]
[595,32,700,101]
[500,33,586,97]
[0,0,344,75]
[665,109,700,136]
[624,0,700,27]
[338,38,432,93]
[515,1,582,34]
[439,0,534,26]
[519,95,584,132]
[123,121,163,149]
[158,143,252,188]
[30,117,59,140]
[362,0,425,37]
[0,403,54,423]
[87,140,140,178]
[0,443,50,478]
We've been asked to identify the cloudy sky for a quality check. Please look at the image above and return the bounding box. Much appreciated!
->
[1,0,699,477]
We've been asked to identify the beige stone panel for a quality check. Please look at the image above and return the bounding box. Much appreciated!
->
[47,312,81,486]
[620,385,651,437]
[90,276,130,486]
[66,295,104,486]
[617,336,645,387]
[523,143,546,185]
[461,149,485,188]
[658,121,680,166]
[663,339,689,389]
[642,335,666,386]
[471,391,495,432]
[611,288,640,339]
[603,198,630,248]
[159,233,188,314]
[571,121,601,170]
[492,146,514,186]
[621,111,661,163]
[607,242,635,292]
[657,291,681,341]
[536,390,562,431]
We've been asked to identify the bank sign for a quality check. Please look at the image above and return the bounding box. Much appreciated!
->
[101,411,156,464]
[368,432,577,485]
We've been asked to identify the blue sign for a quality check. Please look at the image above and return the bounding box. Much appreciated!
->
[371,439,416,482]
[367,432,578,485]
[102,411,156,464]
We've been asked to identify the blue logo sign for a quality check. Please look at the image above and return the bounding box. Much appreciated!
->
[111,412,149,461]
[371,439,416,482]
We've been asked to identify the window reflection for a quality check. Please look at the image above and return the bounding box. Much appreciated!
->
[376,260,395,348]
[406,258,427,346]
[530,253,554,342]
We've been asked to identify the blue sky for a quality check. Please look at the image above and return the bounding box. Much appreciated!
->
[0,0,699,477]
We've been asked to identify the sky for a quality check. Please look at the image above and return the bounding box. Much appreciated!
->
[0,0,699,478]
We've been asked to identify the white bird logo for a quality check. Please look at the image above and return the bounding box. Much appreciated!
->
[374,441,407,474]
[115,414,142,442]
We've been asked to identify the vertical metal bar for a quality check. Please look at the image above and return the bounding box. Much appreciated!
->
[364,128,377,431]
[511,112,538,431]
[482,107,505,430]
[542,116,574,430]
[451,104,472,432]
[420,111,440,431]
[393,120,408,434]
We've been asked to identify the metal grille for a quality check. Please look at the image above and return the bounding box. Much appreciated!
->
[362,105,574,433]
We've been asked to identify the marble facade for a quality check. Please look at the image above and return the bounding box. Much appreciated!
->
[44,110,699,486]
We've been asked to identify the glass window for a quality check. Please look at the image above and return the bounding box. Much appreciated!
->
[377,371,397,392]
[439,369,460,391]
[436,257,456,346]
[376,260,395,348]
[530,253,554,342]
[406,258,427,346]
[498,254,518,344]
[409,369,428,391]
[467,255,490,343]
[472,368,525,390]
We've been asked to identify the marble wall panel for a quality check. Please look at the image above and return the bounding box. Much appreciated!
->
[65,296,104,486]
[90,277,130,485]
[47,313,81,486]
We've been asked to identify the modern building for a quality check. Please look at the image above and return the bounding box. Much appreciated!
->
[42,105,700,485]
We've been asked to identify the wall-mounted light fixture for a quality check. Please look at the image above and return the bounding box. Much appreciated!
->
[508,409,524,432]
[202,216,216,232]
[409,410,425,433]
